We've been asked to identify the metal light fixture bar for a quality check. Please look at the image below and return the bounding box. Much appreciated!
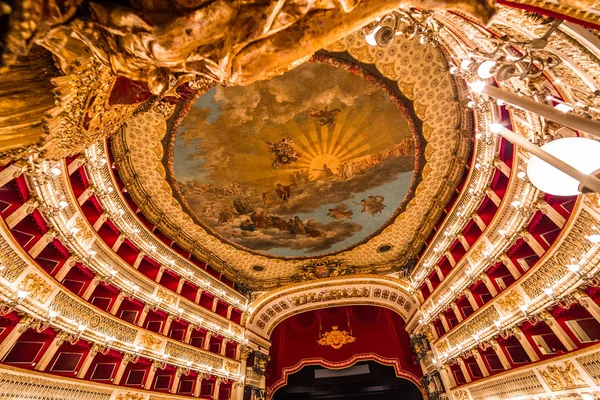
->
[363,7,440,47]
[463,19,562,83]
[471,82,600,137]
[490,124,600,193]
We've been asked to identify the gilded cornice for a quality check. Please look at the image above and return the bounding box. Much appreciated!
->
[246,275,416,338]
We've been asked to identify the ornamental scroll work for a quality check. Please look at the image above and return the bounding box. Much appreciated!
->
[318,326,356,349]
[539,361,587,391]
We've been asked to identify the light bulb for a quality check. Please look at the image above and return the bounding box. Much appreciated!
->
[365,26,382,46]
[587,234,600,243]
[468,81,486,93]
[567,264,580,273]
[477,60,496,79]
[554,103,574,113]
[489,123,502,134]
[50,167,61,176]
[460,59,473,71]
[527,137,600,196]
[58,200,68,209]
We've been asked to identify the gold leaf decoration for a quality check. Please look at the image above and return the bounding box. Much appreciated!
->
[317,326,355,349]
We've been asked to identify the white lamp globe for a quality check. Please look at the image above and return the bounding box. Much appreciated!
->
[365,26,382,46]
[526,137,600,196]
[477,60,496,79]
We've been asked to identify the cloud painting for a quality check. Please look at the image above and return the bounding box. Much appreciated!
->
[172,61,416,257]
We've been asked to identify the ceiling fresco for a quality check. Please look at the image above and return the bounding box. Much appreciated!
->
[168,61,419,258]
[116,34,470,284]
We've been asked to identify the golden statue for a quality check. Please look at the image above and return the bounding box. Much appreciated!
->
[3,0,496,94]
[0,0,498,161]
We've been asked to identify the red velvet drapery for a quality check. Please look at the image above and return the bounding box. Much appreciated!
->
[267,305,422,395]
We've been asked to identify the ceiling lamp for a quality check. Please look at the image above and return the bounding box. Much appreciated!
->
[527,137,600,196]
[461,19,562,83]
[363,8,439,47]
[490,124,600,195]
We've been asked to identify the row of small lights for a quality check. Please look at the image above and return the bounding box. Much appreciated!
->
[417,161,538,325]
[30,162,249,345]
[409,114,501,290]
[83,147,249,310]
[432,237,599,365]
[0,275,241,381]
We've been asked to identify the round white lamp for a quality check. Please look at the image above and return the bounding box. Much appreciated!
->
[365,26,382,46]
[477,60,497,79]
[527,137,600,196]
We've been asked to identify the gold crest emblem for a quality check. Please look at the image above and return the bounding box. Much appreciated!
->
[317,326,356,349]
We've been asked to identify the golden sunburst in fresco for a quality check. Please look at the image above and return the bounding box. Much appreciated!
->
[167,58,421,258]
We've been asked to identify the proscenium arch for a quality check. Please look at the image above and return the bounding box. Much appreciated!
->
[266,304,425,398]
[246,275,417,340]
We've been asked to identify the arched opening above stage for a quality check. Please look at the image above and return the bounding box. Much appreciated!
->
[273,361,423,400]
[267,305,423,397]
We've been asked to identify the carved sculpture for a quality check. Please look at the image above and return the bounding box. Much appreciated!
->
[2,1,497,94]
[17,273,52,302]
[539,361,587,391]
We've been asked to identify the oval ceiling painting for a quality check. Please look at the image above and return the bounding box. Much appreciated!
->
[170,59,419,258]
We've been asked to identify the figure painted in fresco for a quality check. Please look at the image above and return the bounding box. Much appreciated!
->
[355,196,386,216]
[327,204,354,220]
[312,164,335,180]
[275,183,292,201]
[308,107,341,127]
[267,137,301,169]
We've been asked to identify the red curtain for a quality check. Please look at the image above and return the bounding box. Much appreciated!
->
[268,305,422,395]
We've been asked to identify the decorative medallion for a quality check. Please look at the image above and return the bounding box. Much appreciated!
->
[291,259,355,281]
[167,58,420,259]
[318,326,356,349]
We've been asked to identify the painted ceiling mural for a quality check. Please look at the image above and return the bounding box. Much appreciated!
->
[168,59,419,258]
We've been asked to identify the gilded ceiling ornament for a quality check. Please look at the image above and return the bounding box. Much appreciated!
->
[224,361,239,374]
[453,390,470,400]
[17,273,52,302]
[497,290,524,313]
[318,325,356,349]
[138,333,163,351]
[289,287,369,307]
[291,260,355,281]
[116,393,145,400]
[156,288,177,307]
